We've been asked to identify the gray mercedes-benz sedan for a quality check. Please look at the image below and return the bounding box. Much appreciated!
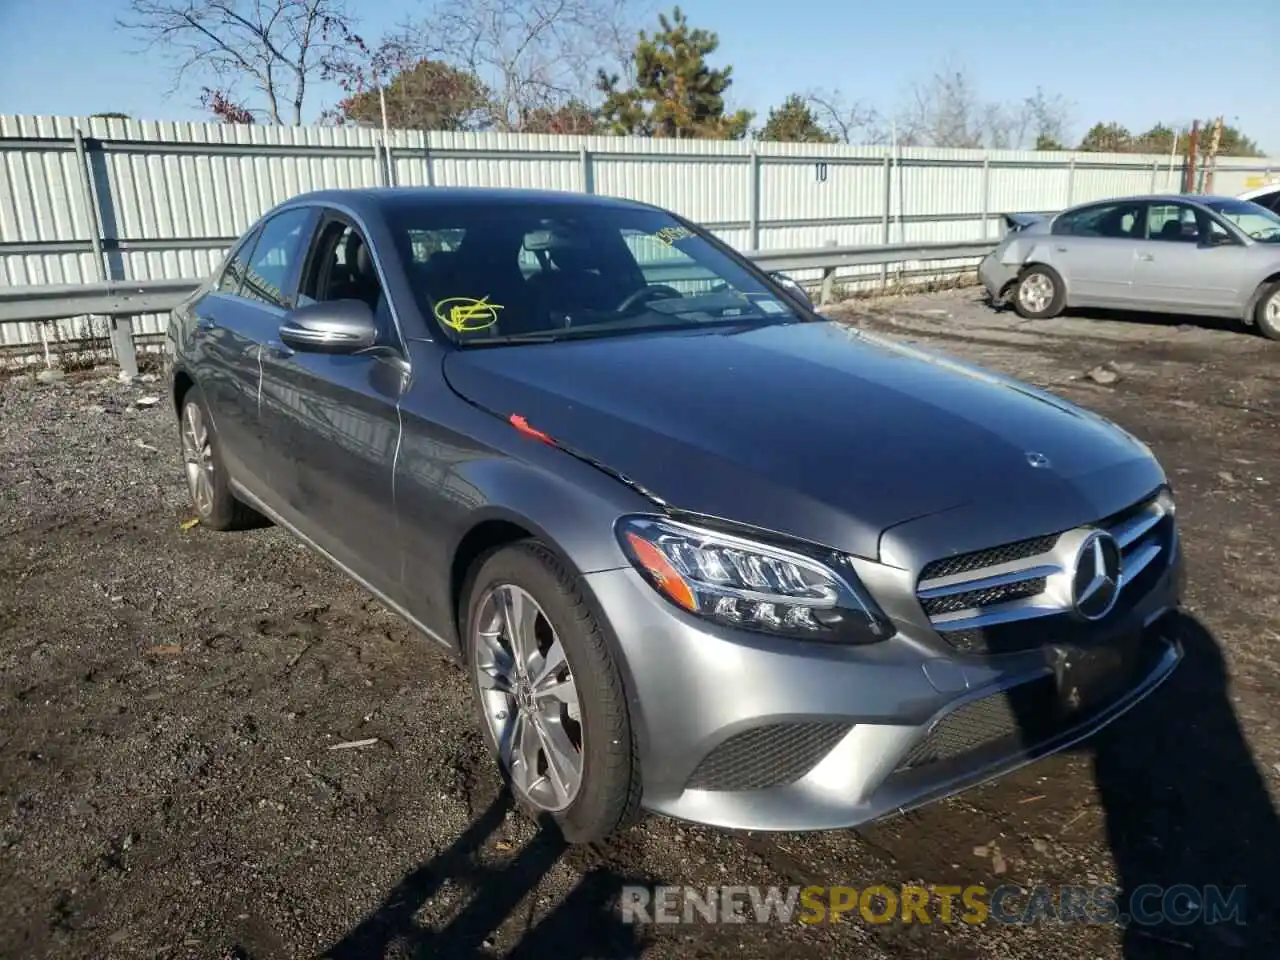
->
[167,187,1184,842]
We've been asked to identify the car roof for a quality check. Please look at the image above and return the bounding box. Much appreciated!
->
[1239,182,1280,200]
[1060,193,1244,215]
[282,186,659,219]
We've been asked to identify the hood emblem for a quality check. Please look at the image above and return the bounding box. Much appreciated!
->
[1025,451,1051,469]
[1071,531,1123,621]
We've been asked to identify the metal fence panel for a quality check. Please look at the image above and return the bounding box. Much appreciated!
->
[1,113,1277,359]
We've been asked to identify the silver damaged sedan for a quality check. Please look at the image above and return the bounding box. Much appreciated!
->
[980,194,1280,338]
[167,187,1185,842]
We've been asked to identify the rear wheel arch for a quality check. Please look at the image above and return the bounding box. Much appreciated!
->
[172,368,195,417]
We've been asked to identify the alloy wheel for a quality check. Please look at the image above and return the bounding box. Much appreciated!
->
[1018,273,1055,314]
[473,584,584,812]
[181,402,216,517]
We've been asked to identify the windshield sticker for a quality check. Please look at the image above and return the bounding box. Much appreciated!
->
[756,299,788,314]
[653,226,695,247]
[434,296,503,332]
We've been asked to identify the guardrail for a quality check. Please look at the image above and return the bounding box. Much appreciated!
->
[0,237,996,376]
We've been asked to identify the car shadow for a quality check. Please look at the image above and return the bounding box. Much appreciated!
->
[320,791,654,960]
[1090,612,1279,956]
[983,296,1247,336]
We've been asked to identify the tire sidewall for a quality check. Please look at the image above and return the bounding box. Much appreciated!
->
[180,388,238,529]
[1013,266,1065,320]
[461,543,633,841]
[1255,284,1280,340]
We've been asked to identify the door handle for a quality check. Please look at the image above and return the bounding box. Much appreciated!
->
[1054,246,1068,253]
[265,340,295,359]
[195,314,216,330]
[1137,252,1154,262]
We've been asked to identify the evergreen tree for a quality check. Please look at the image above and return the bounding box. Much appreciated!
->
[596,7,752,140]
[759,95,836,143]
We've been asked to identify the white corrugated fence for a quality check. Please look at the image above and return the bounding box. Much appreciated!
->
[1,113,1276,356]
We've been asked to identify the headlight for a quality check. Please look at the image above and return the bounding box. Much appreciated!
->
[616,515,894,643]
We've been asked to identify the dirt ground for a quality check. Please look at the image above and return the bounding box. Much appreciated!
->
[2,290,1278,960]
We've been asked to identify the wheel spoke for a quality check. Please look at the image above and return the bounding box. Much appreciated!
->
[475,628,516,693]
[534,716,581,807]
[497,587,540,674]
[529,636,567,689]
[507,712,540,796]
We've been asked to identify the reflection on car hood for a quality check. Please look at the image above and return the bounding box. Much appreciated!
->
[442,321,1155,560]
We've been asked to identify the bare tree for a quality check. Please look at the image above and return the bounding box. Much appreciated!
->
[406,0,644,132]
[118,0,359,124]
[894,62,1071,150]
[804,89,882,144]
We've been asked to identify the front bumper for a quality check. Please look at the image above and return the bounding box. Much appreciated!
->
[585,532,1183,832]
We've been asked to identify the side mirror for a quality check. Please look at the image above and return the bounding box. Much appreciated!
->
[279,299,377,353]
[770,271,813,308]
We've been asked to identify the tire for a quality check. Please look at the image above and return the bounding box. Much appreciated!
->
[1012,265,1066,320]
[461,541,640,843]
[178,388,257,531]
[1253,281,1280,341]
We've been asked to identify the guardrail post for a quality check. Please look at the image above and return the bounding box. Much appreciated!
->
[424,142,436,186]
[580,147,594,194]
[1066,156,1076,206]
[980,154,991,240]
[747,148,761,251]
[75,128,136,378]
[385,142,396,187]
[819,239,838,306]
[1149,159,1159,192]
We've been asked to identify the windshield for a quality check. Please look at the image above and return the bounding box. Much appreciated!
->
[1204,198,1280,242]
[386,201,807,344]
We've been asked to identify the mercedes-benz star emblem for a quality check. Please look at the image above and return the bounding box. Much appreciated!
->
[1025,451,1051,469]
[1071,531,1123,621]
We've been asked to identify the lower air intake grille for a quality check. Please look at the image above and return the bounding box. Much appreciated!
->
[686,722,851,791]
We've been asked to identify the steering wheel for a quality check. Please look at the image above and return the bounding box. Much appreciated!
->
[1250,226,1280,241]
[615,285,683,314]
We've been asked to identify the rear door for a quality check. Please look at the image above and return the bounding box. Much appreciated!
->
[190,226,273,494]
[257,211,408,600]
[1131,202,1251,314]
[1049,201,1145,305]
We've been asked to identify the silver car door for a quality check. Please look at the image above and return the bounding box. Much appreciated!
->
[1132,203,1251,313]
[1048,201,1144,305]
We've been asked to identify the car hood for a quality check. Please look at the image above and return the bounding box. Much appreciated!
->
[442,321,1156,561]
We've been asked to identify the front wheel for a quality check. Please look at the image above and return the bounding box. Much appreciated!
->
[1253,281,1280,340]
[1012,265,1066,320]
[462,541,640,842]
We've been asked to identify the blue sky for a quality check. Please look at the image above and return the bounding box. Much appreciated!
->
[1,0,1275,152]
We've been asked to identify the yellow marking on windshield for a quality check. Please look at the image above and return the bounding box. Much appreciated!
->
[653,226,695,246]
[434,296,503,332]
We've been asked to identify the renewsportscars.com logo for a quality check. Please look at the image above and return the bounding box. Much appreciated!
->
[619,884,1248,928]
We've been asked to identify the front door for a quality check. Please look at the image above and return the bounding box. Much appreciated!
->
[257,213,408,602]
[1132,203,1252,314]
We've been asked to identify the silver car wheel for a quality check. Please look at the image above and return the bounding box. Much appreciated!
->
[181,401,216,518]
[1018,272,1055,313]
[1266,290,1280,325]
[473,583,584,812]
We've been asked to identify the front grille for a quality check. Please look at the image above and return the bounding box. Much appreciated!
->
[920,577,1047,617]
[919,535,1059,582]
[685,722,851,791]
[914,490,1173,654]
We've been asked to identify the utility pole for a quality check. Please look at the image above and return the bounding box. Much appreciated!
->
[1203,116,1224,194]
[1184,120,1200,193]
